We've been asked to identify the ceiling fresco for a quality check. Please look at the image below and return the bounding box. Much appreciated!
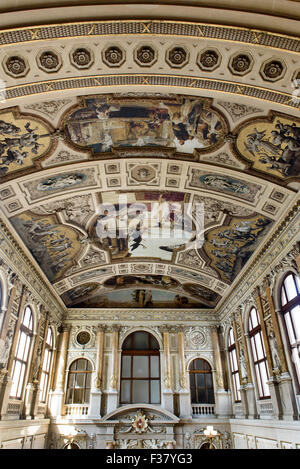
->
[64,96,227,155]
[0,92,298,311]
[0,109,54,178]
[61,275,221,309]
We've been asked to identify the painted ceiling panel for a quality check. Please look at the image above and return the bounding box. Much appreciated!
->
[0,92,298,311]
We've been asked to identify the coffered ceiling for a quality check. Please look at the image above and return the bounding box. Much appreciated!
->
[0,2,299,317]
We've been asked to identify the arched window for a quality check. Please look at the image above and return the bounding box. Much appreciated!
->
[228,327,241,402]
[66,359,92,404]
[248,307,270,399]
[280,272,300,388]
[120,331,160,404]
[39,327,53,403]
[189,358,214,404]
[10,306,33,399]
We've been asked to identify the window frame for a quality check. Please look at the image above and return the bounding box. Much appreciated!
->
[248,306,270,400]
[280,272,300,391]
[65,358,92,405]
[228,327,241,403]
[10,305,34,400]
[39,327,53,403]
[188,358,215,404]
[120,331,161,405]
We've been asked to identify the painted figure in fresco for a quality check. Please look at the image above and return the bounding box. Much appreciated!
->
[37,173,85,191]
[244,120,300,177]
[201,175,250,194]
[0,119,49,175]
[209,217,271,282]
[65,97,225,155]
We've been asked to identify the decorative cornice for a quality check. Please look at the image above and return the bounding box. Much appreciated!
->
[3,74,300,111]
[0,20,299,52]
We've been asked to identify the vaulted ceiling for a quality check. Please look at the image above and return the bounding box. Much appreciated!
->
[0,1,299,316]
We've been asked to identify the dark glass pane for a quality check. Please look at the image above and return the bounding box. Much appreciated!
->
[196,373,205,387]
[150,335,159,350]
[207,389,215,403]
[198,389,206,403]
[133,332,149,350]
[190,386,197,403]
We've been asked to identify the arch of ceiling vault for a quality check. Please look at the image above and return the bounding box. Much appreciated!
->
[0,1,299,317]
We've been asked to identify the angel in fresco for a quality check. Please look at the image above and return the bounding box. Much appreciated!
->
[244,128,282,158]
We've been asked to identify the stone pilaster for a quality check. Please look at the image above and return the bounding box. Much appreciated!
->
[160,325,173,413]
[177,327,191,419]
[106,325,120,414]
[211,326,232,418]
[89,324,106,418]
[48,324,70,418]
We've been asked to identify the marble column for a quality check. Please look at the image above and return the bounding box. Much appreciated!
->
[236,309,257,419]
[177,327,191,419]
[211,326,232,418]
[232,318,248,419]
[89,324,106,418]
[30,315,49,419]
[48,325,70,418]
[23,312,45,419]
[160,326,173,413]
[254,286,282,419]
[106,325,120,414]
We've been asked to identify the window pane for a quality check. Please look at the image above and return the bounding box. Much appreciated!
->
[285,274,298,302]
[23,335,31,361]
[121,380,131,403]
[251,337,258,362]
[16,364,26,398]
[150,356,159,378]
[76,359,87,370]
[290,305,300,340]
[150,380,160,404]
[255,364,263,397]
[73,388,84,403]
[132,356,148,378]
[133,332,149,350]
[285,313,296,345]
[75,373,85,387]
[249,308,259,330]
[23,307,32,328]
[150,335,159,350]
[122,356,131,378]
[196,373,205,388]
[259,363,270,397]
[46,328,53,346]
[11,361,21,396]
[132,380,149,403]
[190,386,197,403]
[254,334,264,360]
[281,288,287,307]
[16,332,26,360]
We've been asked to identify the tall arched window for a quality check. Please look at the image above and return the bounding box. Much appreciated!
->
[66,359,92,404]
[228,327,241,402]
[280,272,300,388]
[39,327,53,403]
[248,307,270,399]
[120,331,160,404]
[189,358,214,404]
[10,306,33,399]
